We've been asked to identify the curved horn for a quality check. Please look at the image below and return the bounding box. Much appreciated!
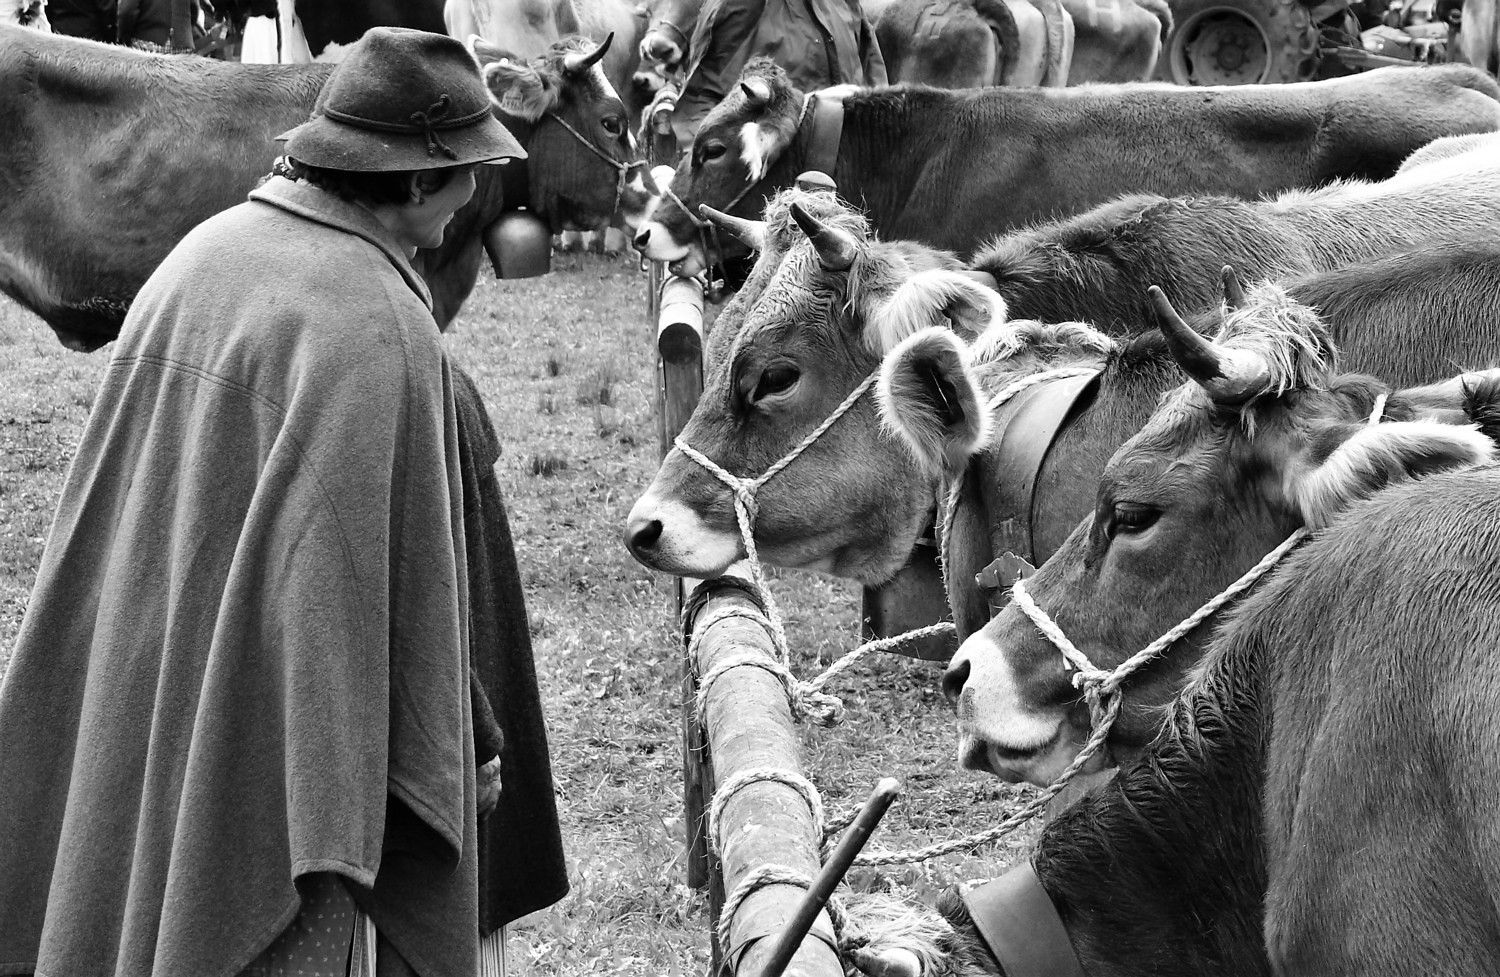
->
[1220,265,1246,310]
[563,32,614,74]
[1148,286,1271,403]
[960,269,999,291]
[699,204,767,252]
[740,78,772,106]
[790,202,857,271]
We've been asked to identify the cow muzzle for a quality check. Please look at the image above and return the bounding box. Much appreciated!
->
[624,489,742,576]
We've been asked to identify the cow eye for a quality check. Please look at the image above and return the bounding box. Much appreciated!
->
[1109,503,1159,537]
[601,115,626,136]
[700,142,727,162]
[745,365,800,404]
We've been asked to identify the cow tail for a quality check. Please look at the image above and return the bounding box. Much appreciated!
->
[1135,0,1175,41]
[971,0,1025,84]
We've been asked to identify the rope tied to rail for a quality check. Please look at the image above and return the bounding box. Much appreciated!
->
[675,369,900,727]
[716,864,852,965]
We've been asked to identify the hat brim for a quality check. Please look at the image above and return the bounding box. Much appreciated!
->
[276,112,527,171]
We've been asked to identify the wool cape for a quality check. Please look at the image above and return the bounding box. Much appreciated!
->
[451,368,571,929]
[0,177,479,977]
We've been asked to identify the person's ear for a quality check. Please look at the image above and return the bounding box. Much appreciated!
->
[408,172,426,206]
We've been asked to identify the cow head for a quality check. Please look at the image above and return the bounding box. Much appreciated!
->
[625,188,1006,584]
[942,280,1497,785]
[470,33,646,232]
[637,0,699,69]
[5,0,47,27]
[633,59,807,277]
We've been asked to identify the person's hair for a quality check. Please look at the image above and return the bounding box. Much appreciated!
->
[275,156,464,206]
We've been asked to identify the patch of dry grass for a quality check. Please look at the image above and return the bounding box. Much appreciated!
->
[0,254,1039,975]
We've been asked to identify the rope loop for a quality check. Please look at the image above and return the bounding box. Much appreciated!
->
[716,864,850,963]
[708,767,826,856]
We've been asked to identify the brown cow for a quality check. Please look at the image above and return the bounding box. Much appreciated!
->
[624,144,1500,589]
[877,274,1500,780]
[876,0,1171,86]
[844,462,1500,977]
[630,59,1500,277]
[0,25,635,350]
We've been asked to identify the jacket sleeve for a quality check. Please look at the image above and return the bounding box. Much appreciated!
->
[859,15,889,85]
[673,0,757,143]
[470,668,505,763]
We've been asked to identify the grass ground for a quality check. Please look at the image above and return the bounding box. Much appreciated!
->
[0,254,1041,975]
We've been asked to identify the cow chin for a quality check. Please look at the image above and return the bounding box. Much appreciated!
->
[957,724,1102,787]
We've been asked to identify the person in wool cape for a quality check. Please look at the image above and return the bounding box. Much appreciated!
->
[0,26,564,977]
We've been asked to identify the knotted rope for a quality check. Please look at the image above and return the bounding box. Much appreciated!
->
[541,112,646,219]
[325,93,491,161]
[676,369,894,727]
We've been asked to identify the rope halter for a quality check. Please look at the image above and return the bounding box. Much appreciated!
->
[542,111,647,219]
[1007,390,1390,735]
[675,369,881,724]
[658,94,815,287]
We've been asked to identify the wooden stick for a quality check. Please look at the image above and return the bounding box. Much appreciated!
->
[757,778,903,977]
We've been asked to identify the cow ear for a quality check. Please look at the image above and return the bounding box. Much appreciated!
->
[878,327,990,478]
[1288,420,1495,529]
[467,34,511,66]
[480,57,559,121]
[865,270,1007,355]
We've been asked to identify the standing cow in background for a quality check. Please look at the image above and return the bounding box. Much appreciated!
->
[2,0,45,25]
[450,0,649,118]
[632,60,1500,276]
[876,0,1170,86]
[1458,0,1499,73]
[0,25,640,349]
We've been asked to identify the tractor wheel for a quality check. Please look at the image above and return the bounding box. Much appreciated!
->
[1159,0,1321,84]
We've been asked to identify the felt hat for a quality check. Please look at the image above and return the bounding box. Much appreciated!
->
[278,27,526,171]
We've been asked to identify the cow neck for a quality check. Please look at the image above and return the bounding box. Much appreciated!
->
[830,91,944,242]
[1026,628,1272,977]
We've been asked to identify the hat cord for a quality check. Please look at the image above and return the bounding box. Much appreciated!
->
[323,93,495,161]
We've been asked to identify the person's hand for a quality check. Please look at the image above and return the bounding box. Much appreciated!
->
[477,756,502,817]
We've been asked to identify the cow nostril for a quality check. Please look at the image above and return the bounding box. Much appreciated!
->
[628,517,664,555]
[633,227,651,248]
[941,658,971,708]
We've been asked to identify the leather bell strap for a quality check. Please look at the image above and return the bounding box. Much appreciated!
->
[804,90,845,181]
[962,860,1087,977]
[975,369,1102,608]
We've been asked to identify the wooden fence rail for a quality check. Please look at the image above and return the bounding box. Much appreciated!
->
[683,580,845,977]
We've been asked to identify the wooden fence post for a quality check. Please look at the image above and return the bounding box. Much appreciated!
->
[684,580,845,977]
[651,271,716,903]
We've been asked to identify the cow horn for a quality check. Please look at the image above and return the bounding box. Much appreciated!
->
[740,78,772,106]
[1221,265,1246,310]
[790,202,857,271]
[960,270,999,291]
[699,204,767,251]
[563,32,613,74]
[1148,286,1271,403]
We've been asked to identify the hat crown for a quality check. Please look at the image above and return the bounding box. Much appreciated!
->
[314,28,493,137]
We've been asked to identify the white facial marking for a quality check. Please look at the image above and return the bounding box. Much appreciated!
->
[738,122,778,183]
[637,221,691,261]
[951,630,1066,758]
[626,491,744,577]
